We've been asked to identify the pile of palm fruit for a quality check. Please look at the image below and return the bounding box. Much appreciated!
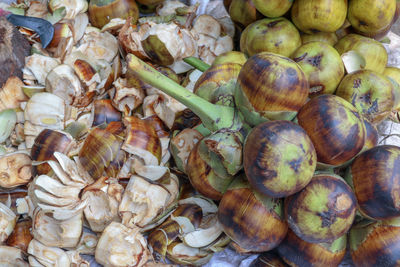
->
[0,0,400,266]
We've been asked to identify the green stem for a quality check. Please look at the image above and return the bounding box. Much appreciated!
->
[127,54,237,132]
[183,57,211,72]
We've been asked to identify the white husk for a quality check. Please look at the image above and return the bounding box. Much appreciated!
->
[48,0,88,20]
[23,54,61,85]
[95,222,149,267]
[0,246,29,267]
[0,152,32,188]
[0,202,16,243]
[27,239,71,267]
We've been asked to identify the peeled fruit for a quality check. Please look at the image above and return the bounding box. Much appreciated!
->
[348,0,396,38]
[218,175,288,252]
[285,173,357,243]
[252,0,292,18]
[350,218,400,267]
[243,120,317,198]
[235,52,309,125]
[291,0,348,34]
[336,69,394,124]
[277,229,347,267]
[292,41,344,97]
[334,34,388,74]
[346,145,400,220]
[241,17,301,57]
[88,0,139,29]
[297,94,366,166]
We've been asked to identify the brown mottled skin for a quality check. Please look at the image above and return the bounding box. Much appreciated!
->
[186,142,225,200]
[31,129,75,175]
[123,116,162,163]
[92,99,122,126]
[237,52,308,112]
[350,145,400,220]
[285,174,356,243]
[297,94,366,166]
[218,187,287,252]
[250,251,289,267]
[277,229,346,267]
[351,221,400,267]
[244,120,316,198]
[79,128,121,179]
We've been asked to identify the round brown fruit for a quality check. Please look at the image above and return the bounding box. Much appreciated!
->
[218,175,288,252]
[244,120,317,198]
[285,173,357,243]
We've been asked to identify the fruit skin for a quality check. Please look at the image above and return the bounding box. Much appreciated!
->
[336,70,395,124]
[252,0,293,18]
[284,173,357,243]
[384,66,400,111]
[346,145,400,220]
[243,120,317,198]
[297,94,366,166]
[88,0,139,29]
[241,17,301,57]
[235,52,309,126]
[250,251,289,267]
[334,34,388,74]
[301,32,338,46]
[362,118,378,151]
[291,0,348,34]
[347,0,396,38]
[218,175,288,252]
[350,218,400,267]
[229,0,260,29]
[292,41,344,97]
[276,228,347,267]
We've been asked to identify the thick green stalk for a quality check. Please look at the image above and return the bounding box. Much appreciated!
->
[183,57,211,72]
[127,54,238,132]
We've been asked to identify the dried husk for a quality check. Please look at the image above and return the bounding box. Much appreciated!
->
[67,230,98,255]
[0,246,29,267]
[119,175,174,228]
[24,93,65,148]
[0,202,16,243]
[82,177,124,232]
[95,222,149,267]
[27,239,72,267]
[23,54,61,86]
[32,208,83,248]
[0,151,32,188]
[48,0,88,20]
[110,77,145,115]
[6,218,33,253]
[0,77,28,112]
[75,30,119,63]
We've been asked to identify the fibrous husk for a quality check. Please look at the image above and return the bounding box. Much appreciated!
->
[27,239,72,267]
[23,54,61,86]
[118,20,151,60]
[75,30,118,63]
[0,151,32,188]
[82,177,124,232]
[67,230,98,255]
[95,222,149,267]
[29,152,92,220]
[31,208,83,248]
[119,175,175,228]
[23,93,65,148]
[0,246,29,267]
[45,64,86,106]
[48,0,88,20]
[0,77,28,112]
[110,77,145,115]
[0,202,16,243]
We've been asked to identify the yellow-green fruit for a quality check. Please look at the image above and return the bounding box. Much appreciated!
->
[334,34,388,73]
[229,0,260,29]
[301,32,338,46]
[384,67,400,111]
[291,0,348,34]
[212,51,248,66]
[292,41,344,97]
[253,0,293,17]
[348,0,396,37]
[235,52,309,125]
[241,17,302,57]
[336,70,395,124]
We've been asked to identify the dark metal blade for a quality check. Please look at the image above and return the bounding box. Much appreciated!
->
[6,14,54,48]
